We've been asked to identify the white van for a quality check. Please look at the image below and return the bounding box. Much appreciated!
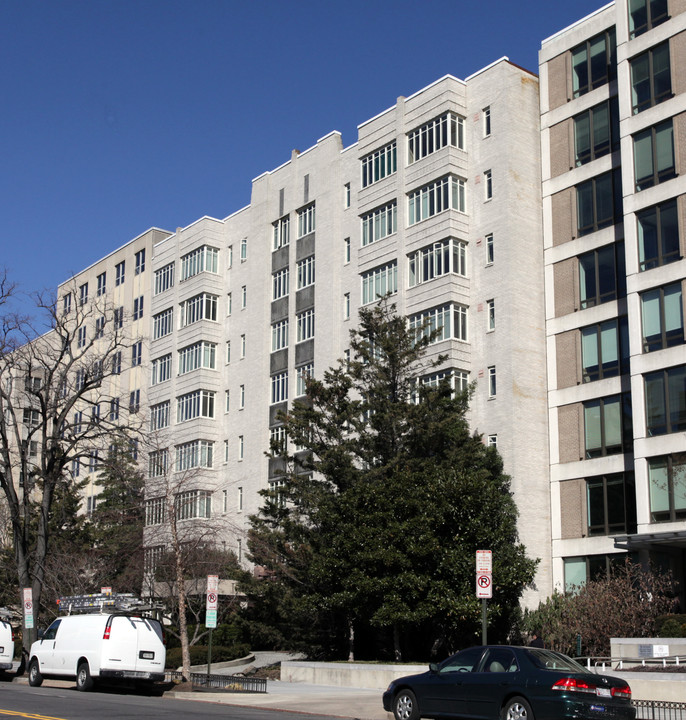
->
[0,615,13,672]
[28,612,166,691]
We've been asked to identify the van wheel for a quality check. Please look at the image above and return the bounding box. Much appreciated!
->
[28,659,43,687]
[76,662,93,691]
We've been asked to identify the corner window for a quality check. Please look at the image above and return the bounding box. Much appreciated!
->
[578,242,625,309]
[629,0,668,39]
[571,28,616,98]
[645,365,686,435]
[649,454,686,522]
[576,171,621,236]
[631,42,671,114]
[583,394,632,458]
[362,201,397,246]
[634,120,675,191]
[581,317,628,382]
[361,141,397,187]
[587,473,636,536]
[409,238,466,287]
[408,175,465,225]
[640,282,684,352]
[574,100,618,166]
[637,199,680,271]
[361,261,397,305]
[407,112,465,164]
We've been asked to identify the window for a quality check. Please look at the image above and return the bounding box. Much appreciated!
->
[153,307,173,339]
[79,283,88,306]
[484,170,492,200]
[632,43,671,114]
[145,498,165,526]
[225,340,231,364]
[115,261,125,287]
[112,351,122,375]
[175,489,212,519]
[645,364,686,435]
[178,341,217,374]
[587,473,636,535]
[409,303,468,344]
[576,171,620,236]
[154,262,174,295]
[408,112,464,163]
[114,306,124,329]
[77,327,87,349]
[297,256,315,290]
[361,141,397,187]
[227,292,232,315]
[637,199,680,271]
[487,299,495,331]
[134,249,145,274]
[574,100,618,166]
[414,368,469,402]
[272,268,289,300]
[269,479,286,507]
[486,234,494,264]
[150,401,170,431]
[133,296,144,320]
[131,341,143,367]
[344,237,351,264]
[240,334,246,358]
[223,441,229,463]
[488,366,497,398]
[23,408,39,427]
[649,454,686,522]
[273,216,290,250]
[584,394,632,457]
[270,425,287,452]
[641,282,684,352]
[571,29,616,97]
[297,203,315,237]
[271,371,288,404]
[408,175,465,225]
[148,449,168,478]
[634,120,675,190]
[238,435,244,460]
[564,554,626,591]
[129,389,140,414]
[488,434,497,447]
[95,316,105,339]
[240,237,248,261]
[344,293,350,320]
[227,245,233,268]
[344,183,351,208]
[151,353,171,384]
[62,292,72,315]
[296,363,313,396]
[180,245,218,281]
[409,238,466,287]
[177,390,215,422]
[109,397,120,421]
[75,369,86,391]
[579,243,625,309]
[241,285,247,309]
[297,309,315,343]
[88,450,99,473]
[581,318,628,382]
[175,441,214,472]
[225,389,230,412]
[96,272,106,297]
[361,261,397,305]
[629,0,668,38]
[483,107,491,137]
[179,293,218,327]
[239,384,245,409]
[271,319,289,352]
[237,486,243,511]
[362,201,397,246]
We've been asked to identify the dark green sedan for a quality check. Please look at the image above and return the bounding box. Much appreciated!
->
[382,646,635,720]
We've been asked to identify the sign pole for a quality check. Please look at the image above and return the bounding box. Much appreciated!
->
[476,550,492,646]
[482,599,488,645]
[205,575,219,679]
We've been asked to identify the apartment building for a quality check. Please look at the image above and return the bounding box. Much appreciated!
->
[540,0,686,598]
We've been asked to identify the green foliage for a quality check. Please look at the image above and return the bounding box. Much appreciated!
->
[523,560,677,656]
[656,615,686,638]
[246,300,538,660]
[165,643,251,669]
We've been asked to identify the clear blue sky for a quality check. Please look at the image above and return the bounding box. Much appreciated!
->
[1,0,605,314]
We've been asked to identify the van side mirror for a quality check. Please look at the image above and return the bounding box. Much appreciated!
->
[37,629,44,640]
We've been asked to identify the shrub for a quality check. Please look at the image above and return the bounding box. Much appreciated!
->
[165,643,251,669]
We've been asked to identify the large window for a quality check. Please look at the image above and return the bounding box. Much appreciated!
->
[571,28,616,98]
[629,0,668,38]
[175,441,214,472]
[645,365,686,435]
[649,454,686,522]
[583,394,632,458]
[180,245,218,281]
[574,101,618,166]
[634,120,675,190]
[361,261,398,305]
[176,390,215,423]
[362,201,397,246]
[408,112,464,164]
[148,449,168,478]
[361,141,397,187]
[273,216,290,250]
[296,256,315,289]
[408,175,465,225]
[271,371,288,404]
[637,199,680,271]
[175,489,211,519]
[154,262,175,295]
[413,368,470,403]
[409,238,466,287]
[297,203,315,238]
[178,341,217,374]
[587,473,636,535]
[144,497,165,526]
[271,319,289,352]
[153,308,173,339]
[179,293,218,328]
[151,354,171,385]
[297,309,314,342]
[579,243,625,309]
[576,171,620,236]
[409,303,468,344]
[581,317,629,382]
[150,401,170,431]
[272,268,289,300]
[296,363,313,397]
[631,43,671,114]
[640,282,684,352]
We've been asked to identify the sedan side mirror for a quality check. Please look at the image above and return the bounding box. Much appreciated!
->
[429,663,438,673]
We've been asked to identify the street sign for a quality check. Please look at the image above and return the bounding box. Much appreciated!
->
[476,550,492,573]
[206,575,219,629]
[477,573,493,598]
[476,550,492,599]
[23,587,34,629]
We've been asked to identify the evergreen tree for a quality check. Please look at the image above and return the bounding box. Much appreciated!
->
[247,300,537,661]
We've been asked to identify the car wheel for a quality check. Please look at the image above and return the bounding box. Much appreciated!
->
[76,661,94,692]
[28,659,43,687]
[394,689,419,720]
[502,696,534,720]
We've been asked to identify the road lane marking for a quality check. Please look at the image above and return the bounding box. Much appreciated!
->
[0,710,69,720]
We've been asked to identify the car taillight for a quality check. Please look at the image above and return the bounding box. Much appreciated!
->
[552,678,597,694]
[103,625,111,640]
[612,685,632,699]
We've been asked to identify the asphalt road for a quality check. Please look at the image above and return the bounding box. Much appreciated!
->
[0,681,345,720]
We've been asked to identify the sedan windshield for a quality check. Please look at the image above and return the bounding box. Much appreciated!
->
[525,648,588,673]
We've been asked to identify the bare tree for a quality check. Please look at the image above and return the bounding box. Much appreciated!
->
[0,278,142,651]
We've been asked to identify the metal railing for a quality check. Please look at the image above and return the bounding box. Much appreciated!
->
[165,670,267,693]
[634,700,686,720]
[577,656,686,671]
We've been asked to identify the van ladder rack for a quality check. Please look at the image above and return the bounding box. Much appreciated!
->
[58,593,144,614]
